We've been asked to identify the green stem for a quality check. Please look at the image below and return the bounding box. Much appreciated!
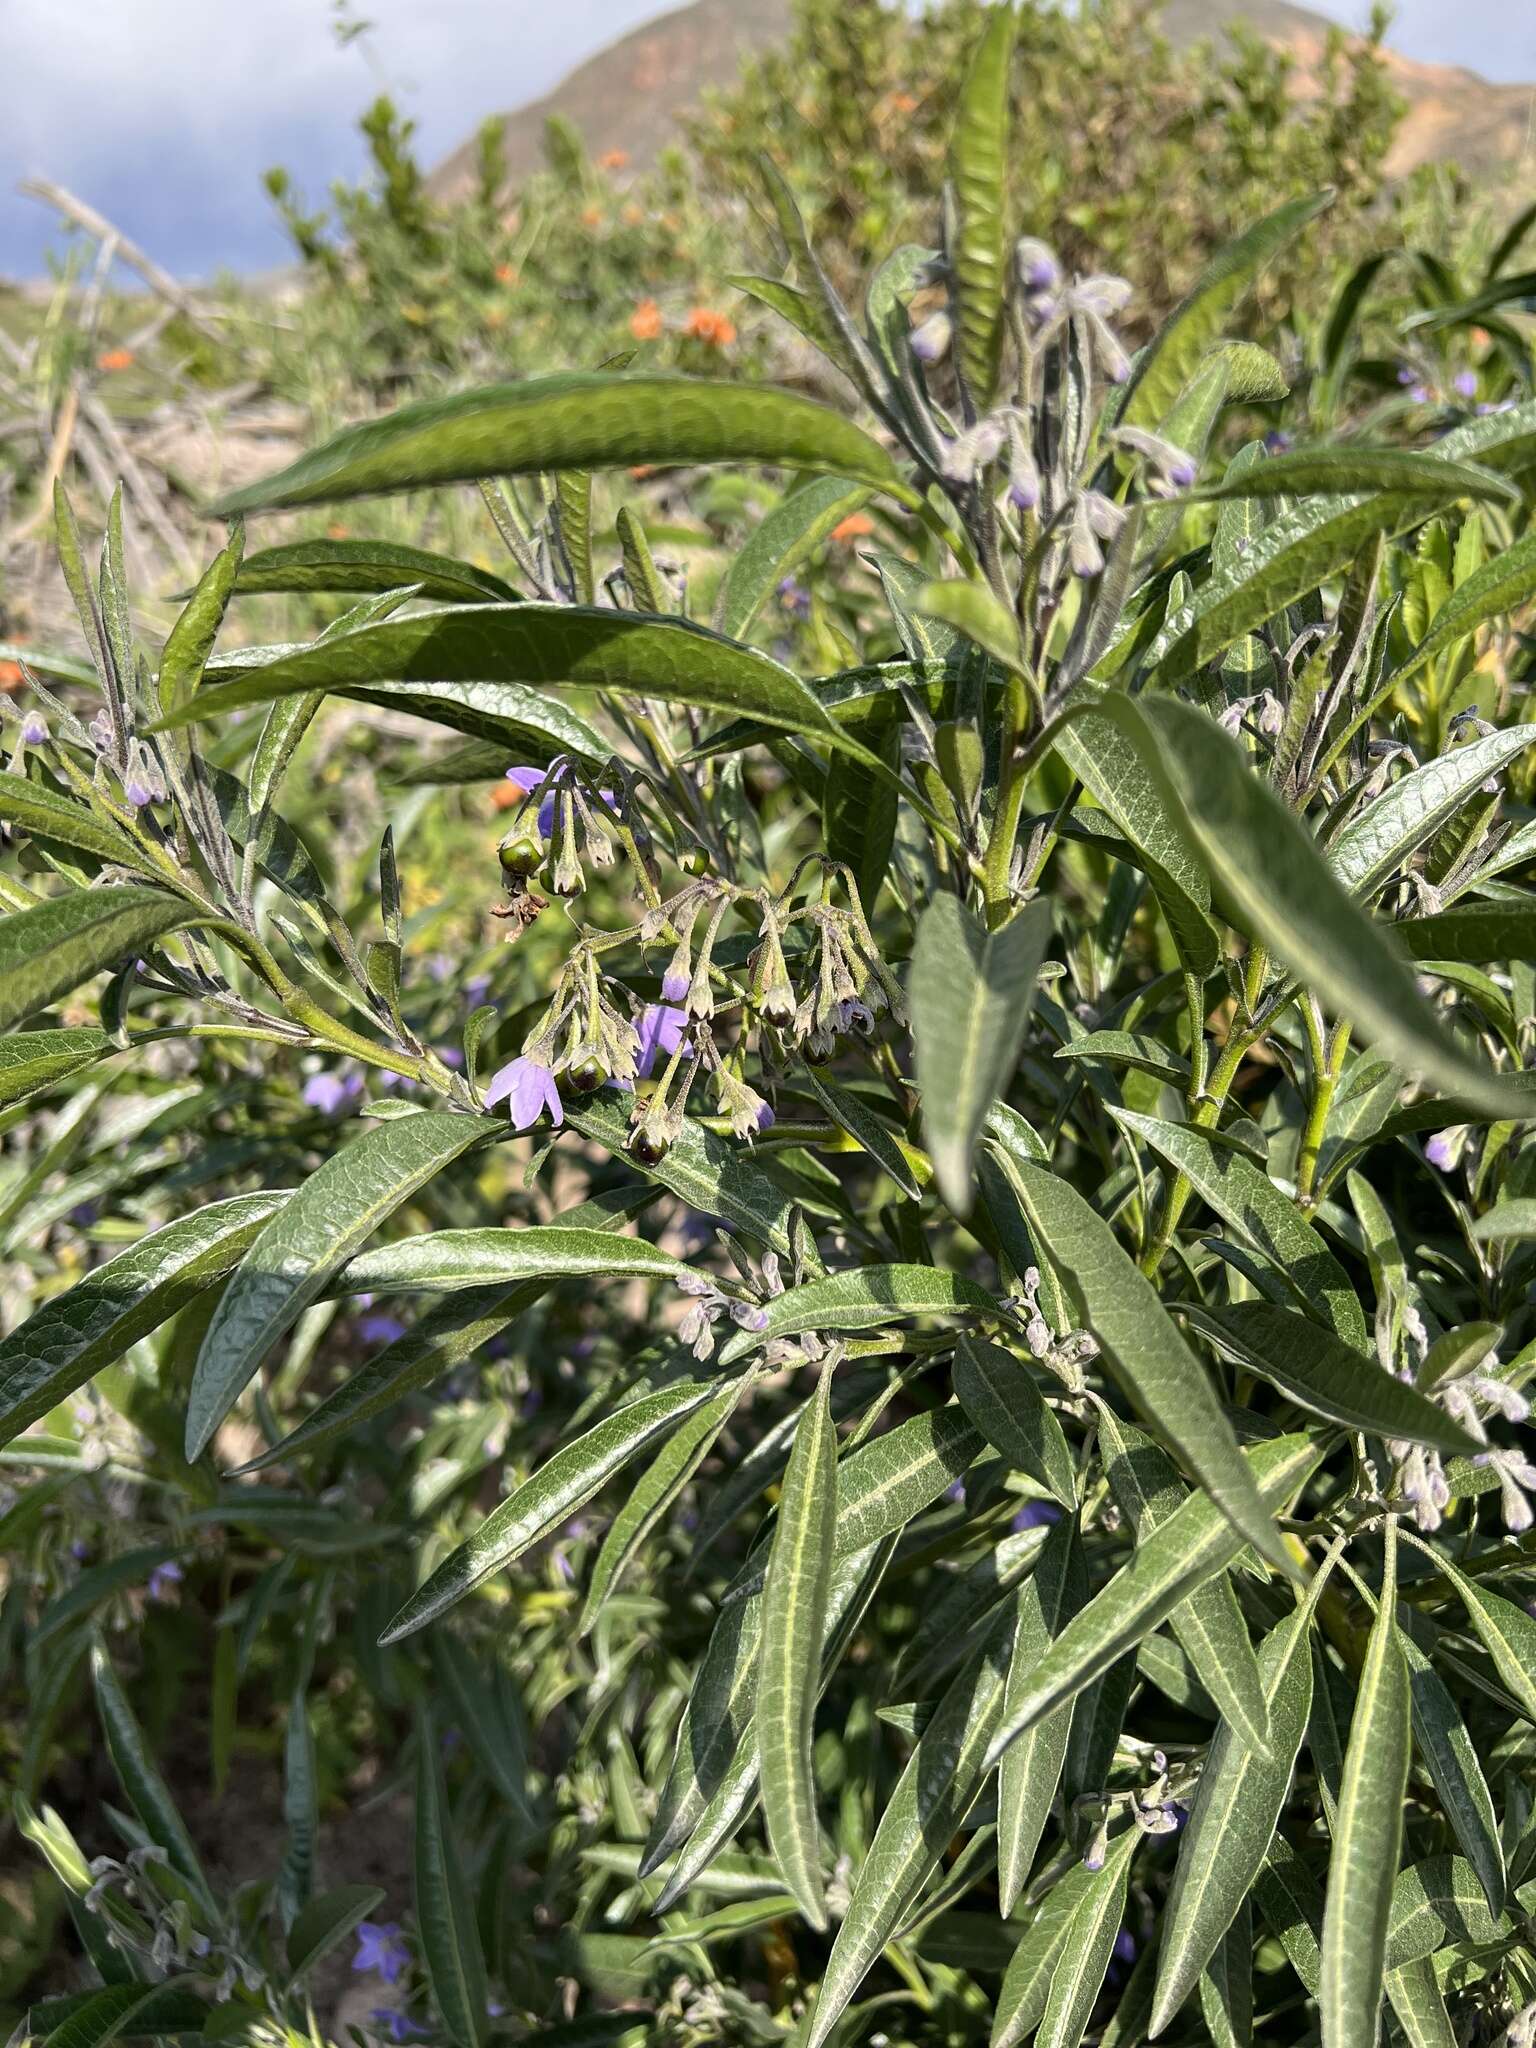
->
[1296,1007,1350,1211]
[204,921,432,1086]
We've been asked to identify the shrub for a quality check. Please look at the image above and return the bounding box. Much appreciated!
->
[4,8,1536,2047]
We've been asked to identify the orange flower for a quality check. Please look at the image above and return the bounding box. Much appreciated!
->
[581,204,603,230]
[326,522,351,541]
[890,91,918,113]
[96,347,134,372]
[0,658,24,693]
[598,148,630,171]
[490,781,521,811]
[629,464,656,479]
[1471,326,1491,348]
[622,202,644,226]
[685,307,736,349]
[629,298,664,341]
[830,512,875,544]
[494,262,518,286]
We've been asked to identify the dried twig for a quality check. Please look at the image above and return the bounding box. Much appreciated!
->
[18,177,226,344]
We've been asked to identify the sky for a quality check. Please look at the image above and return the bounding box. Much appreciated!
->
[2,0,1533,283]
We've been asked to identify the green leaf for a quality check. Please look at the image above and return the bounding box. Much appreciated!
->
[415,1709,489,2048]
[569,1094,800,1256]
[1388,520,1536,696]
[1428,1550,1536,1721]
[579,1374,745,1631]
[1384,1956,1457,2048]
[1399,903,1536,965]
[948,2,1015,405]
[1329,726,1536,896]
[997,1513,1085,1915]
[952,1334,1076,1507]
[41,1980,200,2048]
[758,1366,837,1928]
[1179,445,1516,506]
[92,1643,216,1917]
[380,1377,720,1643]
[822,720,900,914]
[803,1601,1017,2048]
[158,520,243,723]
[718,1264,995,1365]
[993,1865,1097,2048]
[1138,698,1535,1117]
[249,1191,659,1470]
[1036,1830,1139,2048]
[186,1112,495,1459]
[1193,1303,1482,1454]
[714,476,872,641]
[913,579,1022,672]
[1384,1854,1512,1968]
[1112,1106,1366,1348]
[1147,493,1452,683]
[286,1883,386,1982]
[1320,1526,1410,2048]
[0,1027,115,1109]
[1151,1599,1320,2033]
[802,1070,922,1200]
[167,604,861,754]
[910,894,1052,1214]
[211,373,906,516]
[1197,1899,1253,2048]
[1004,1161,1296,1571]
[1398,1629,1505,1914]
[985,1433,1323,1771]
[0,1192,285,1448]
[277,1689,317,1930]
[334,1224,682,1297]
[230,536,514,604]
[0,886,201,1034]
[1120,192,1331,431]
[1097,1408,1271,1759]
[0,773,149,869]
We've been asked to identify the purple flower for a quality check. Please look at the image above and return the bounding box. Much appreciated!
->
[1396,363,1416,386]
[484,1055,563,1128]
[368,2011,425,2041]
[1454,370,1478,398]
[464,975,492,1008]
[1424,1129,1458,1171]
[437,1047,464,1070]
[661,967,690,1002]
[124,775,155,809]
[359,1312,408,1346]
[1264,429,1293,454]
[777,576,811,619]
[353,1924,411,1984]
[1409,383,1431,404]
[505,765,617,837]
[1113,1929,1137,1965]
[147,1560,183,1604]
[754,1101,776,1133]
[303,1069,363,1116]
[1011,1500,1063,1532]
[635,1003,689,1079]
[20,710,48,746]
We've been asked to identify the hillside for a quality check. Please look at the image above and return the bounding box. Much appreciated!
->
[429,0,1536,199]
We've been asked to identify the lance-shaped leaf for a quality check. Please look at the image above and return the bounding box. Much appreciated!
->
[1385,1956,1457,2048]
[158,604,865,750]
[334,1225,681,1297]
[802,1069,922,1200]
[212,373,906,516]
[39,1979,202,2048]
[1428,1549,1536,1721]
[1176,444,1515,506]
[1146,492,1453,683]
[569,1093,799,1257]
[228,536,515,604]
[1399,1632,1505,1914]
[914,579,1023,672]
[1329,726,1536,896]
[1386,523,1536,695]
[158,520,243,723]
[0,886,202,1034]
[0,1027,115,1110]
[1120,192,1331,431]
[719,1264,995,1365]
[1036,1829,1140,2048]
[953,1334,1077,1507]
[1112,1106,1366,1348]
[186,1112,496,1459]
[1320,1526,1410,2048]
[714,476,872,641]
[993,1865,1097,2048]
[1193,1302,1483,1454]
[1137,697,1536,1118]
[0,1192,286,1448]
[1399,903,1536,965]
[910,894,1053,1214]
[1197,1898,1253,2048]
[92,1644,216,1918]
[949,1,1015,406]
[804,1600,1018,2048]
[985,1433,1323,1770]
[0,774,150,870]
[381,1377,719,1643]
[579,1375,746,1631]
[1098,1407,1271,1759]
[1384,1855,1513,1968]
[1150,1596,1323,2035]
[997,1513,1086,1915]
[415,1710,488,2048]
[1254,1835,1323,1994]
[758,1367,837,1928]
[1005,1161,1296,1570]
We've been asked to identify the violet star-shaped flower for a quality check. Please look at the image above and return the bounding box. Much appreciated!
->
[635,1003,689,1079]
[353,1922,411,1983]
[484,1055,563,1128]
[303,1069,363,1116]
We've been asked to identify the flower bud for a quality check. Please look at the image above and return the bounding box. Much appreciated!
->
[909,310,952,365]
